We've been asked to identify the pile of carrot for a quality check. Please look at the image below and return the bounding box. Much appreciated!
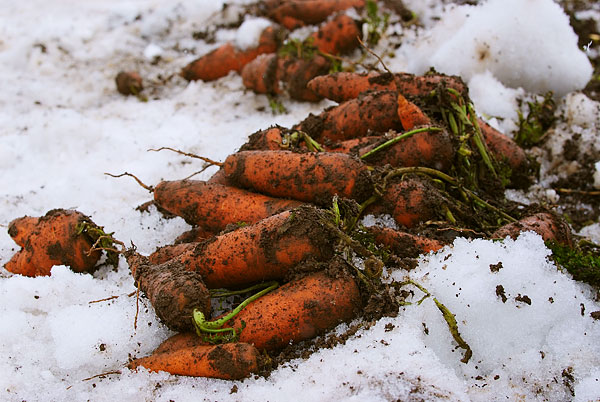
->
[6,0,583,383]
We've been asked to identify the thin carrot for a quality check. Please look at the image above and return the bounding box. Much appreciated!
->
[491,212,572,246]
[309,14,360,55]
[366,226,446,257]
[4,209,102,277]
[223,150,374,205]
[269,0,365,29]
[128,334,259,379]
[172,207,338,289]
[126,251,211,332]
[396,92,431,130]
[295,90,402,142]
[153,180,303,233]
[478,119,531,180]
[196,269,362,351]
[181,26,280,82]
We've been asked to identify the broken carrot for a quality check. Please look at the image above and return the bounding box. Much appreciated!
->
[128,334,259,379]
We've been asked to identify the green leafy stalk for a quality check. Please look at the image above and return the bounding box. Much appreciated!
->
[193,281,279,343]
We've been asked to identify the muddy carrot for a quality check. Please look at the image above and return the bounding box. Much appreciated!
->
[173,207,338,289]
[491,212,572,246]
[223,150,374,205]
[396,92,431,130]
[269,0,365,29]
[153,180,303,233]
[478,119,530,180]
[4,209,102,277]
[126,251,211,332]
[295,90,402,142]
[128,335,259,379]
[195,269,362,351]
[309,14,360,55]
[181,26,280,82]
[358,127,455,172]
[366,226,446,257]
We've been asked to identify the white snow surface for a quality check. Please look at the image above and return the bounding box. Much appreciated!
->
[1,0,599,401]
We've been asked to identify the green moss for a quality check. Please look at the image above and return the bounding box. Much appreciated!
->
[515,92,556,148]
[547,241,600,288]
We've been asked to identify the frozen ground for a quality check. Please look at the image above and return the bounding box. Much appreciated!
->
[0,0,599,401]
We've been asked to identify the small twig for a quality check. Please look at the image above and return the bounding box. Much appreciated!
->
[89,235,126,255]
[105,172,154,192]
[357,36,393,76]
[89,295,119,304]
[134,281,140,331]
[148,147,223,167]
[81,371,122,382]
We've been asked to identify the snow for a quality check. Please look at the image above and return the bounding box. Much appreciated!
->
[1,0,599,401]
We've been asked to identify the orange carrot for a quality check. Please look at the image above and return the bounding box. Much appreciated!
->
[128,334,259,379]
[309,14,360,55]
[307,71,468,103]
[153,180,303,232]
[181,26,280,82]
[241,53,282,96]
[126,251,211,332]
[172,207,338,289]
[366,226,446,257]
[239,126,288,151]
[478,119,530,179]
[223,150,374,204]
[491,212,572,246]
[209,269,362,351]
[357,127,455,172]
[269,0,365,29]
[295,90,402,142]
[174,226,215,244]
[396,92,431,130]
[366,175,452,228]
[4,209,102,277]
[148,243,195,266]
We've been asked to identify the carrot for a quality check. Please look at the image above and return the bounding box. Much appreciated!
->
[173,207,338,289]
[324,136,381,154]
[366,175,452,228]
[128,334,259,379]
[126,251,211,332]
[309,14,360,55]
[478,119,530,178]
[357,127,455,172]
[115,71,143,96]
[366,226,446,257]
[307,71,468,103]
[491,212,572,246]
[396,92,431,130]
[4,209,102,277]
[269,0,365,29]
[199,269,362,351]
[181,26,280,82]
[148,243,195,266]
[295,90,402,142]
[223,150,374,205]
[174,226,215,244]
[153,180,303,233]
[239,126,288,151]
[307,71,397,103]
[241,53,282,96]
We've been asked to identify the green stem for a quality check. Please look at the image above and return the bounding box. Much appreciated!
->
[193,281,279,340]
[467,103,497,179]
[360,127,442,160]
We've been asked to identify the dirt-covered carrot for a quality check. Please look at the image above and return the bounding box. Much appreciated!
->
[491,212,572,246]
[396,92,431,130]
[295,90,402,142]
[366,175,453,228]
[4,209,102,277]
[126,251,211,332]
[366,226,446,257]
[242,53,330,101]
[307,71,468,103]
[239,126,288,151]
[196,269,362,351]
[358,127,455,172]
[223,150,374,205]
[173,207,338,289]
[269,0,365,29]
[174,227,215,244]
[309,14,360,55]
[115,71,143,96]
[153,180,303,233]
[128,334,259,379]
[181,26,281,82]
